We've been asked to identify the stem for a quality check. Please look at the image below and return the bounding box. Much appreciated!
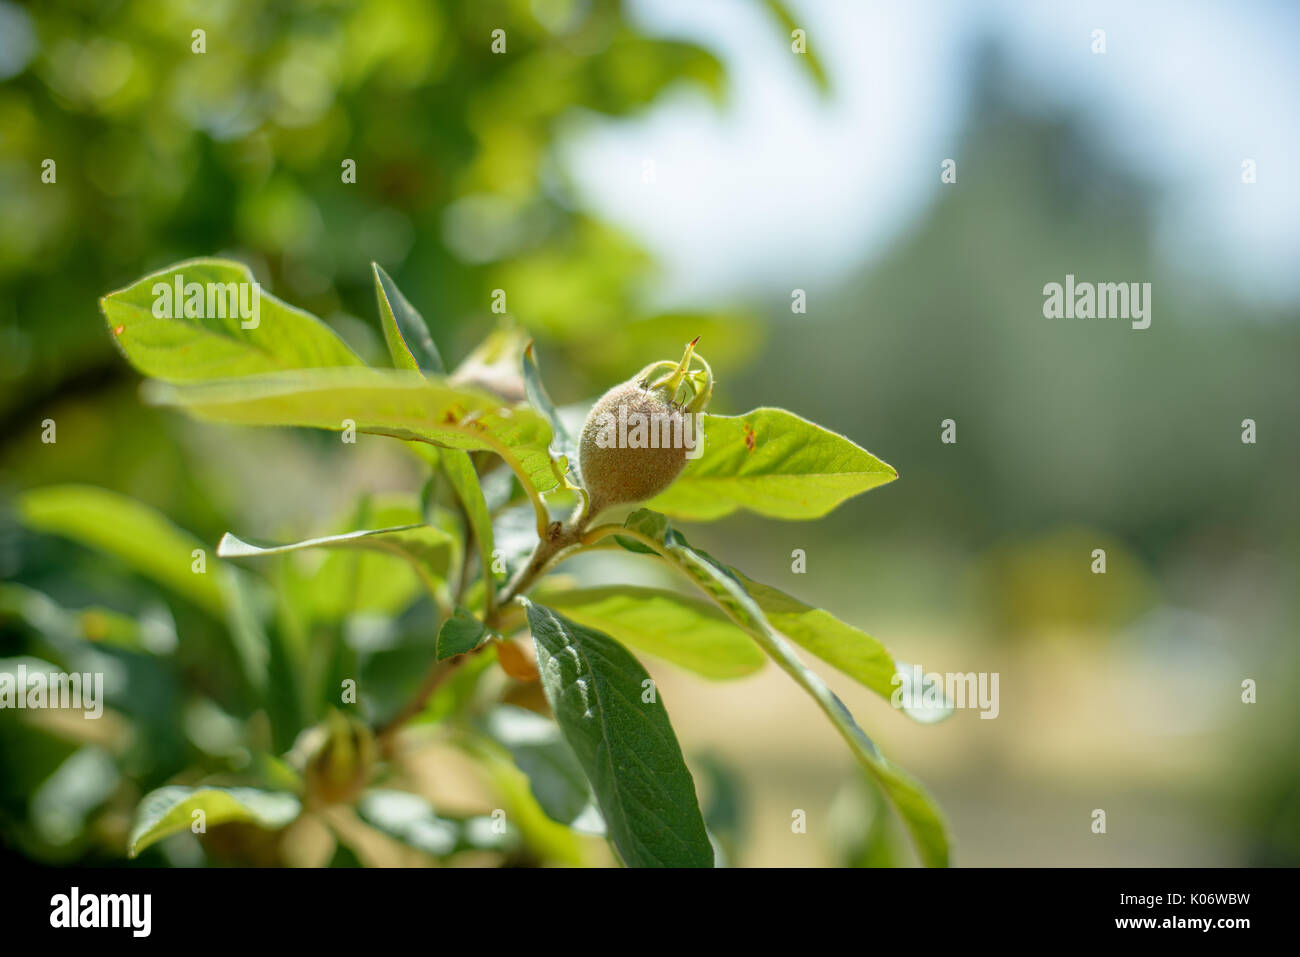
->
[378,503,591,746]
[493,521,584,615]
[375,640,492,748]
[491,441,551,540]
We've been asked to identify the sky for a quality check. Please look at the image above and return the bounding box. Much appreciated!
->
[559,0,1300,310]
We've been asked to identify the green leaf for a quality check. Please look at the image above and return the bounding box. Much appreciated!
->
[18,485,225,617]
[534,585,765,680]
[217,521,456,598]
[0,582,155,653]
[18,488,274,693]
[646,408,897,520]
[440,449,497,602]
[143,367,559,494]
[128,786,300,858]
[436,608,488,661]
[481,705,604,834]
[523,342,578,468]
[614,510,951,866]
[733,574,951,723]
[522,599,713,867]
[302,495,456,622]
[101,258,362,382]
[373,262,444,374]
[615,510,948,720]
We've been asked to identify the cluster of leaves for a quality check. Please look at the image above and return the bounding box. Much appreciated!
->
[10,258,950,867]
[0,0,760,431]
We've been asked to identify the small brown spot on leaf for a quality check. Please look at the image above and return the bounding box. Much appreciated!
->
[113,325,125,336]
[743,423,756,452]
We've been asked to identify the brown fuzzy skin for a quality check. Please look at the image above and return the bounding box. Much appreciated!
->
[580,381,689,515]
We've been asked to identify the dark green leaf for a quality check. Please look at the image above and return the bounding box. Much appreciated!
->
[436,608,487,661]
[481,705,604,834]
[523,341,579,470]
[522,599,712,867]
[534,585,765,680]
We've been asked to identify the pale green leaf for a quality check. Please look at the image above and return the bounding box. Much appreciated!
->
[304,496,455,621]
[647,408,897,520]
[143,367,559,495]
[0,582,153,653]
[760,0,831,93]
[18,485,224,616]
[101,259,362,381]
[217,522,455,598]
[440,449,497,603]
[128,786,300,857]
[734,574,951,723]
[534,585,765,680]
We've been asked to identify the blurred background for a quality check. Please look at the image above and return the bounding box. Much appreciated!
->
[2,0,1297,866]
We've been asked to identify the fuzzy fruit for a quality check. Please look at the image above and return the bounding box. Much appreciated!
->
[577,340,712,519]
[579,381,689,515]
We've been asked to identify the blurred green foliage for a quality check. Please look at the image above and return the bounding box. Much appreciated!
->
[0,0,762,866]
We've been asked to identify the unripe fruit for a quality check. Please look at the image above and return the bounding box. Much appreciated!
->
[579,381,688,515]
[577,339,712,520]
[299,711,375,809]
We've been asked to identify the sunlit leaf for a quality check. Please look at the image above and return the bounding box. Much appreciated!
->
[143,367,559,494]
[373,262,444,374]
[101,259,362,382]
[733,574,951,722]
[128,786,300,858]
[218,522,456,598]
[440,449,497,604]
[759,0,831,93]
[647,408,897,520]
